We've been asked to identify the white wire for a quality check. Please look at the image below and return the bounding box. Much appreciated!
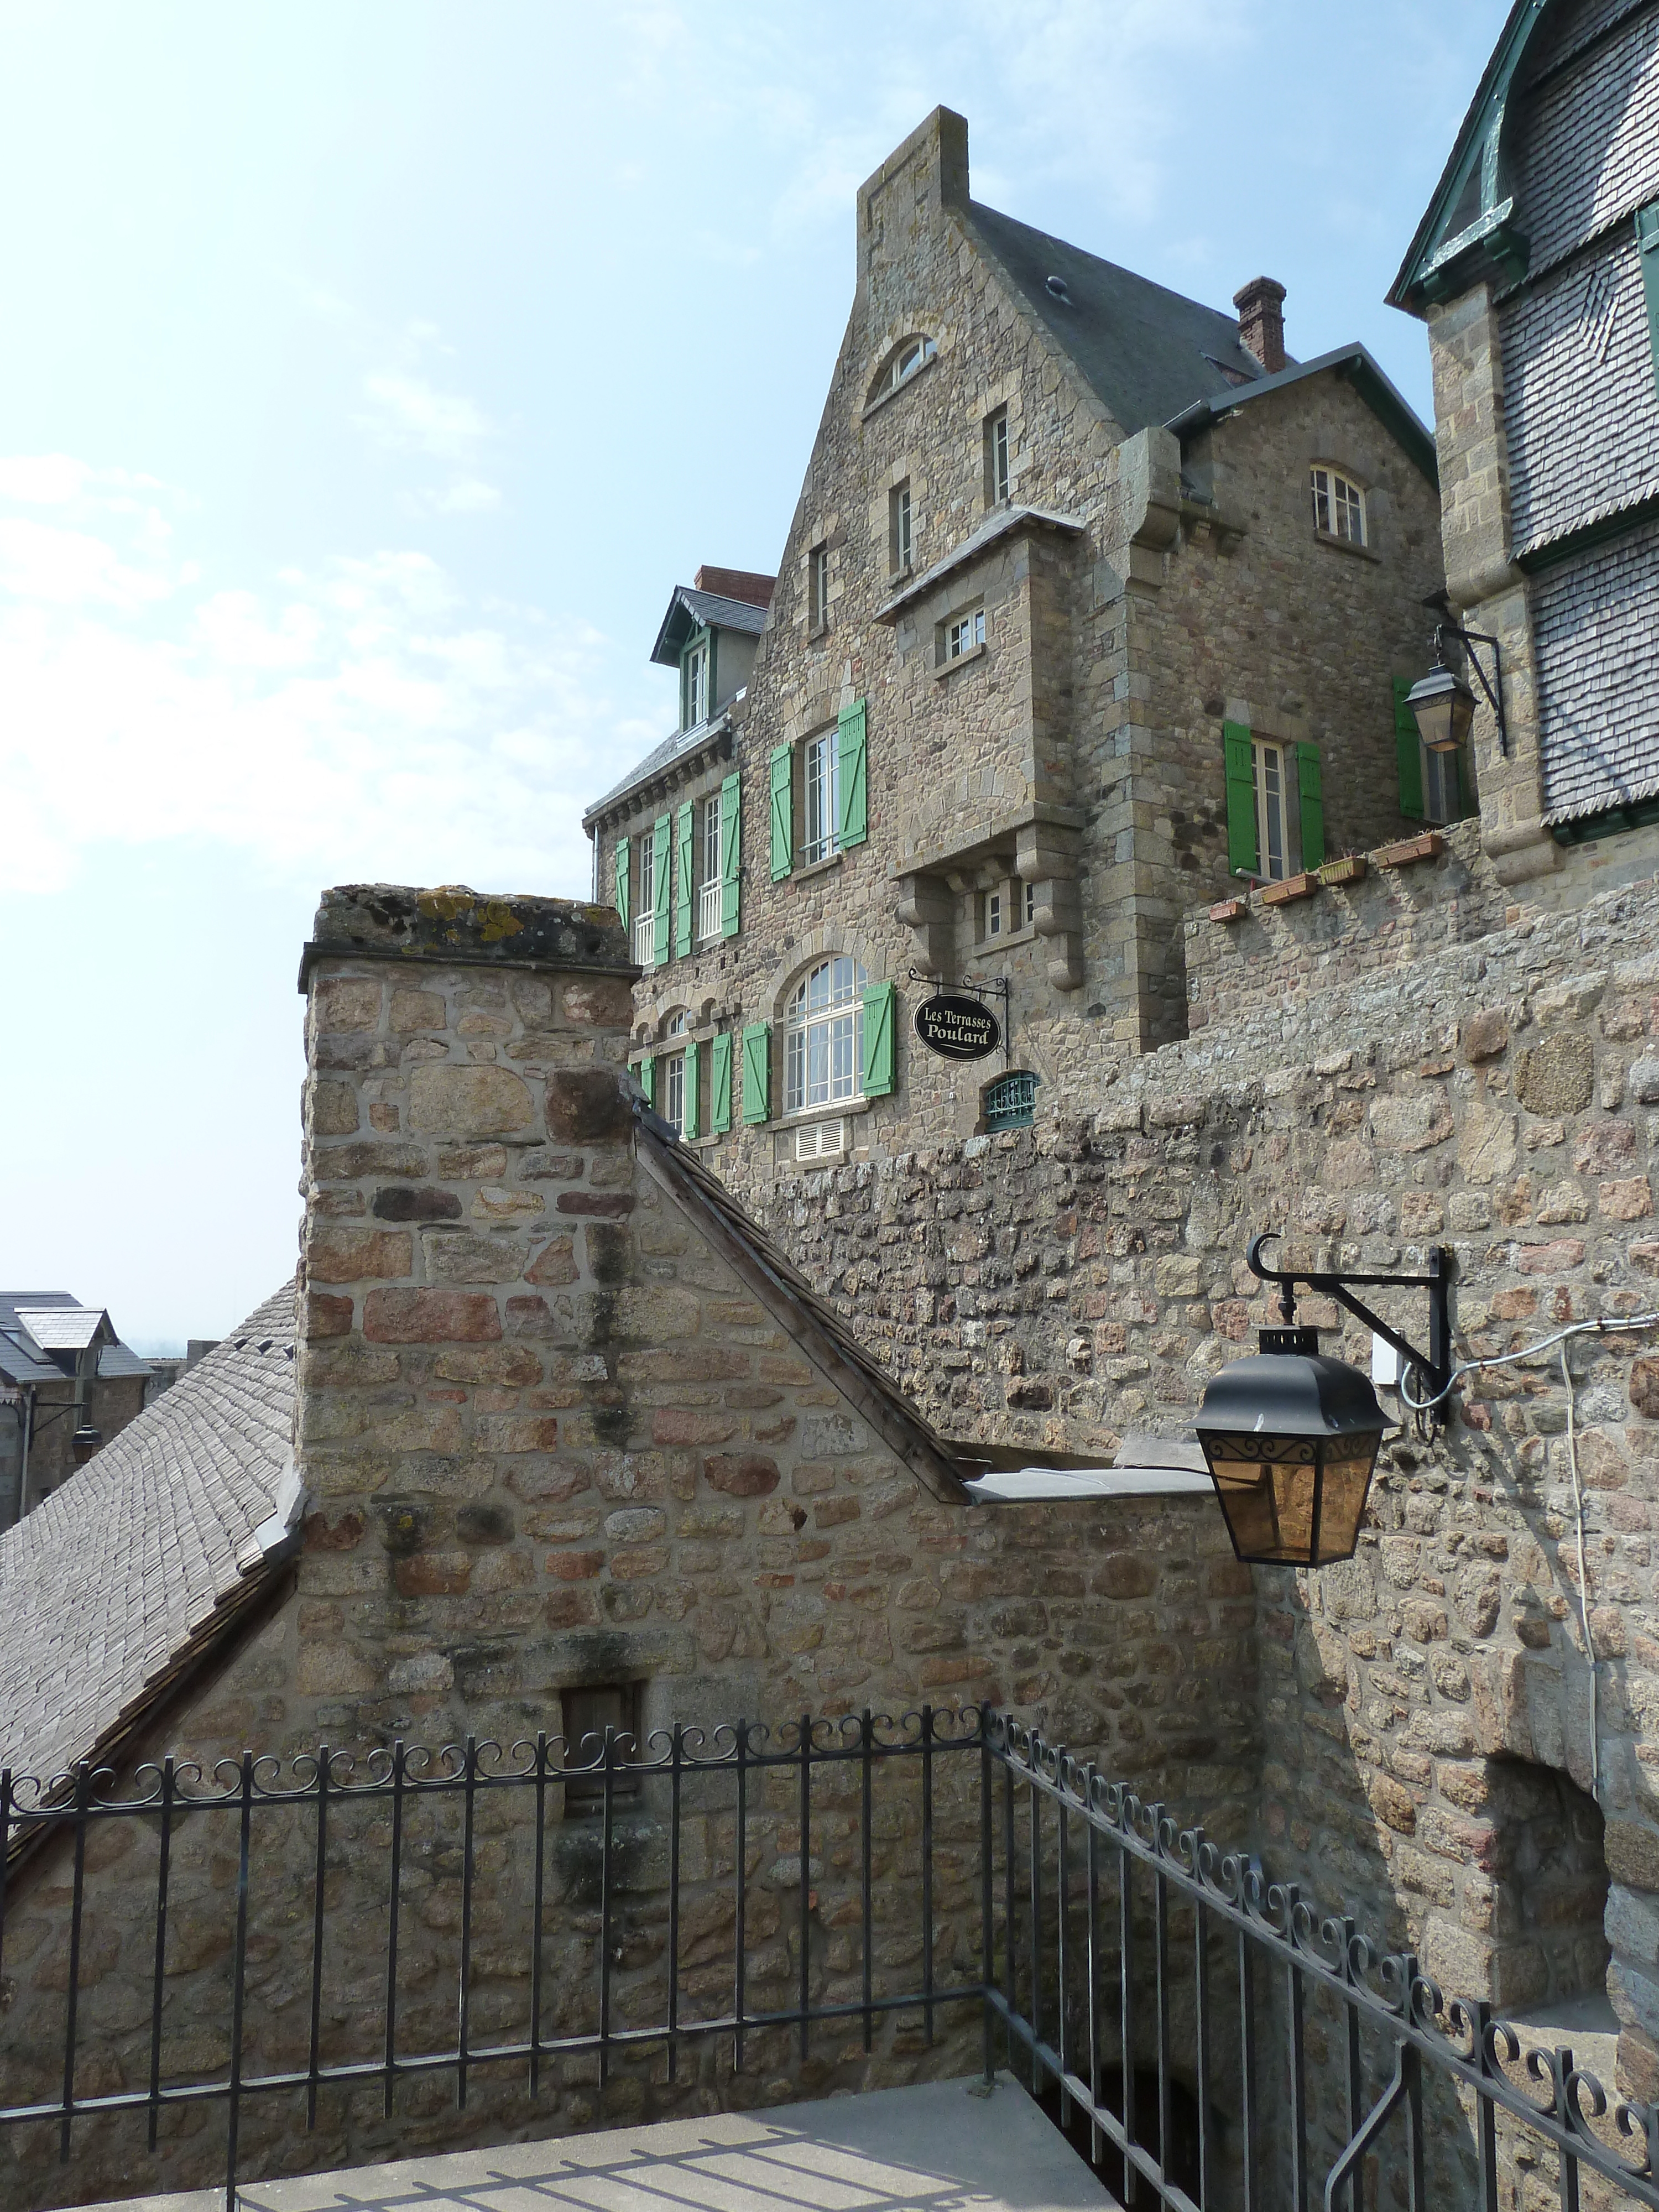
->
[1561,1341,1601,1804]
[1396,1311,1659,1411]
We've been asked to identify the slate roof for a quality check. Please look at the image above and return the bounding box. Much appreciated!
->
[649,586,769,667]
[1165,345,1439,486]
[0,1282,300,1790]
[582,706,735,826]
[964,201,1268,438]
[0,1292,150,1382]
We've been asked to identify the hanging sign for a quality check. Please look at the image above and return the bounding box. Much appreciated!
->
[915,991,1002,1061]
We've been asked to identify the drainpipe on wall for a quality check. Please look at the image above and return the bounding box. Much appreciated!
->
[15,1385,33,1525]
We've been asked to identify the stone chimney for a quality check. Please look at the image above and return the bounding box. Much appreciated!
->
[1233,276,1287,374]
[692,565,775,608]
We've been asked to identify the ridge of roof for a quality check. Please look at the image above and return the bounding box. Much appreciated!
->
[1165,343,1441,487]
[631,1105,971,1505]
[0,1281,300,1789]
[964,200,1268,437]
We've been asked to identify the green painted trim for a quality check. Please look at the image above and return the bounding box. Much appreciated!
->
[769,746,793,880]
[711,1029,733,1133]
[1388,0,1550,315]
[673,802,694,959]
[680,624,713,731]
[1336,358,1439,488]
[638,1054,655,1110]
[614,835,631,932]
[741,1022,771,1125]
[719,771,742,937]
[1552,793,1659,844]
[1517,488,1659,573]
[650,813,671,966]
[1223,722,1257,877]
[837,699,868,849]
[682,1036,701,1142]
[862,979,895,1098]
[1296,742,1325,870]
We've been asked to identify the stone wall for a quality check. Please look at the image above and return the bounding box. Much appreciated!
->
[743,861,1659,2102]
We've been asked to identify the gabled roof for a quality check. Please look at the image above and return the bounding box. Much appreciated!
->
[1166,345,1441,486]
[0,1292,149,1381]
[875,505,1089,623]
[632,1104,972,1505]
[581,704,735,830]
[649,585,769,670]
[965,201,1269,438]
[1387,0,1548,313]
[0,1282,301,1791]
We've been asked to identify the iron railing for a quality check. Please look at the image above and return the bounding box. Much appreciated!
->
[0,1706,1654,2211]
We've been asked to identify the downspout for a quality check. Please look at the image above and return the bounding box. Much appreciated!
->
[17,1385,33,1523]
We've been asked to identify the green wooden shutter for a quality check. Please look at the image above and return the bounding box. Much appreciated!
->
[711,1030,733,1134]
[638,1055,655,1110]
[719,771,742,937]
[682,1037,701,1141]
[769,747,793,880]
[862,980,896,1098]
[1223,723,1258,877]
[1639,201,1659,388]
[837,699,868,849]
[1296,744,1325,870]
[741,1022,771,1124]
[1393,676,1425,821]
[614,836,630,932]
[651,813,671,964]
[673,803,693,958]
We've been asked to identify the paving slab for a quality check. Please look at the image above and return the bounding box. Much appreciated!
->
[82,2074,1114,2212]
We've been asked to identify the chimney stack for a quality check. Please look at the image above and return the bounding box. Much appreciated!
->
[1233,277,1287,374]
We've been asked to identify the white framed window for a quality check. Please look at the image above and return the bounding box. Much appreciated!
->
[662,1051,685,1135]
[877,336,936,398]
[803,730,839,865]
[697,792,722,941]
[634,834,656,965]
[984,886,1004,939]
[1252,739,1292,882]
[1310,466,1365,546]
[795,1117,847,1163]
[890,482,912,573]
[985,409,1009,505]
[942,607,985,663]
[810,544,829,630]
[684,639,709,728]
[1024,878,1036,927]
[785,955,867,1114]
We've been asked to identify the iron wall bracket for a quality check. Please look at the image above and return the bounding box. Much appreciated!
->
[1248,1230,1454,1404]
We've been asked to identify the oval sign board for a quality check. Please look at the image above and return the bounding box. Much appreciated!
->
[915,992,1001,1061]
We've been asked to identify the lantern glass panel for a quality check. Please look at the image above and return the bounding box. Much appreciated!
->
[1199,1428,1382,1566]
[1406,667,1474,756]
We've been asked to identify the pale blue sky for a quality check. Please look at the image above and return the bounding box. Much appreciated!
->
[0,1,1507,1348]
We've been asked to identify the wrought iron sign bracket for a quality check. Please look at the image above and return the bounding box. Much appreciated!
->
[1248,1231,1454,1404]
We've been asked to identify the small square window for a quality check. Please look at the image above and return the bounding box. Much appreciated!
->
[984,409,1010,506]
[1024,878,1036,926]
[889,483,912,574]
[942,607,985,662]
[984,886,1003,938]
[560,1682,643,1813]
[810,544,830,630]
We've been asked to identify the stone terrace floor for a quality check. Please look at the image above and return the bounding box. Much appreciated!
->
[90,2077,1114,2212]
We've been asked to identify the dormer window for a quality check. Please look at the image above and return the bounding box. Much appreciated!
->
[682,635,710,729]
[869,336,937,404]
[1310,466,1366,547]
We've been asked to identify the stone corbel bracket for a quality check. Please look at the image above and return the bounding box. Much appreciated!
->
[892,805,1085,990]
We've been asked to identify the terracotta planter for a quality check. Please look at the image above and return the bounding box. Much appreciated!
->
[1317,856,1366,888]
[1260,871,1319,906]
[1375,831,1444,869]
[1209,897,1246,924]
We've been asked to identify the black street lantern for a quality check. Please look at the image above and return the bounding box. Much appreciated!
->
[1406,615,1509,758]
[1404,662,1474,755]
[1196,1234,1454,1568]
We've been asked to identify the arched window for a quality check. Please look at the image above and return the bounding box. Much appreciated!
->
[1310,465,1365,546]
[869,336,936,404]
[785,956,867,1113]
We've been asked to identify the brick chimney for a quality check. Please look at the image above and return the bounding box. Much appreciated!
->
[1233,277,1287,374]
[692,566,775,608]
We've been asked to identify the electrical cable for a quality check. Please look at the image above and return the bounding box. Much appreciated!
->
[1561,1340,1600,1804]
[1397,1310,1659,1411]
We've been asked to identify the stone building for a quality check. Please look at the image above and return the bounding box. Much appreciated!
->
[1390,0,1659,893]
[0,1294,151,1528]
[583,107,1450,1190]
[0,884,1247,2209]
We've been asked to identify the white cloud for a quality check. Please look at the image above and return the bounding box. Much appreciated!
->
[0,460,653,903]
[359,371,492,463]
[424,476,503,514]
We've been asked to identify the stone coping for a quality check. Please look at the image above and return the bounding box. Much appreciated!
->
[299,885,634,992]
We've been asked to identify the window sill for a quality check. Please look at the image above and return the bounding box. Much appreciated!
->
[1313,528,1379,563]
[806,622,830,643]
[886,564,914,588]
[782,1097,869,1129]
[794,850,844,881]
[933,641,987,678]
[972,922,1036,956]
